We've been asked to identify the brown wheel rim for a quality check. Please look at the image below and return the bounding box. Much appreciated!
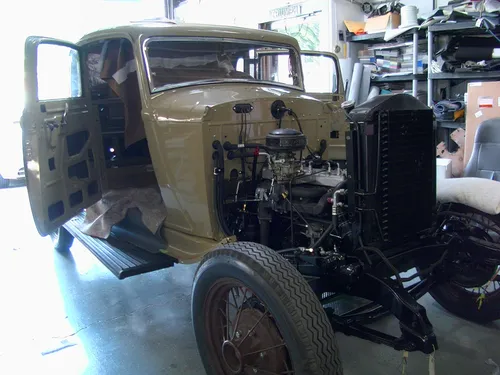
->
[204,278,294,375]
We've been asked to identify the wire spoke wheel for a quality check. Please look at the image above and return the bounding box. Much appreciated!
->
[205,280,293,375]
[430,204,500,322]
[192,242,343,375]
[447,211,500,295]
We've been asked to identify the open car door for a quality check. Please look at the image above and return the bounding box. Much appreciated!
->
[22,37,103,236]
[256,49,343,103]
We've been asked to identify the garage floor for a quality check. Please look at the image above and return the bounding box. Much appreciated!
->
[0,186,499,375]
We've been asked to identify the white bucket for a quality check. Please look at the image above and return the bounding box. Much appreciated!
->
[399,5,419,28]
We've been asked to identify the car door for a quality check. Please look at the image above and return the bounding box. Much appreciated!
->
[256,50,344,103]
[22,37,104,236]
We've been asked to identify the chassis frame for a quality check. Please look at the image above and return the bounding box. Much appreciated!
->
[276,208,500,355]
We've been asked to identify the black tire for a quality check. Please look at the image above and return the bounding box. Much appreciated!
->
[192,241,343,375]
[50,226,74,253]
[429,204,500,323]
[0,175,9,189]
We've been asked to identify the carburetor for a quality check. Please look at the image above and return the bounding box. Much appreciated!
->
[265,128,307,183]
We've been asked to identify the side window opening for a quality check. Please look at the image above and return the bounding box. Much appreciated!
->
[37,43,82,101]
[301,54,338,94]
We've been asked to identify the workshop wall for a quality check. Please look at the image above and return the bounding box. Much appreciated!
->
[366,0,435,18]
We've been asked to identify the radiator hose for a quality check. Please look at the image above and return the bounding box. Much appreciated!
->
[278,182,347,254]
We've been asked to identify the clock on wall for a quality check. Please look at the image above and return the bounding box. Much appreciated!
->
[361,2,373,14]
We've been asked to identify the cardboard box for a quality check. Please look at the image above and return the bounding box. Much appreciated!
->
[465,81,500,165]
[365,13,401,33]
[436,158,452,180]
[344,13,401,34]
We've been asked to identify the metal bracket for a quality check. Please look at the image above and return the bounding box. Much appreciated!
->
[330,272,438,354]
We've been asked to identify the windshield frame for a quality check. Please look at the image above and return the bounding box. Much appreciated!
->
[142,36,304,94]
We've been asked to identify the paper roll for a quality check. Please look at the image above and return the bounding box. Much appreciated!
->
[347,63,363,105]
[400,5,418,28]
[358,65,373,104]
[367,86,380,101]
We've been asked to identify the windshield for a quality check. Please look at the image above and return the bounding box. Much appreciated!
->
[144,37,302,92]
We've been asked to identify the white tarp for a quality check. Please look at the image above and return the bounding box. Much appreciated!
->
[437,177,500,216]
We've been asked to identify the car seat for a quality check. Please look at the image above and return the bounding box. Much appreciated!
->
[464,118,500,181]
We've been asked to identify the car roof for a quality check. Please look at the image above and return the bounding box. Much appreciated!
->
[77,21,301,50]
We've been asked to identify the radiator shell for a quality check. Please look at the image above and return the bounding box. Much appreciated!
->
[346,94,436,249]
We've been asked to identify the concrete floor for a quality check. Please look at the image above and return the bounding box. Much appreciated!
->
[0,185,498,375]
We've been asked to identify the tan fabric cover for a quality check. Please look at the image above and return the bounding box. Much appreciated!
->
[100,40,146,148]
[80,187,167,239]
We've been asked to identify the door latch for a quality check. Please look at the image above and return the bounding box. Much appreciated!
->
[45,103,69,131]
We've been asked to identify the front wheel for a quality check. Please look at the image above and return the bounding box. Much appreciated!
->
[192,242,343,375]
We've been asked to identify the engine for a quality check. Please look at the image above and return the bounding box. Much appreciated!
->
[252,128,347,247]
[214,93,435,254]
[261,128,345,187]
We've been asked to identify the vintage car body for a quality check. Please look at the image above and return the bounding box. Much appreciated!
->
[23,22,346,261]
[22,21,500,375]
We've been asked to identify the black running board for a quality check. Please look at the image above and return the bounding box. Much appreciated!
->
[64,213,177,279]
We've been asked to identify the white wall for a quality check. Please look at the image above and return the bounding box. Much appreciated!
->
[367,0,435,18]
[401,0,434,17]
[0,0,165,121]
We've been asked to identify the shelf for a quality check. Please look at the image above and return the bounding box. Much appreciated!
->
[371,74,427,83]
[347,32,386,43]
[347,29,426,43]
[429,71,500,80]
[428,21,500,35]
[435,120,465,130]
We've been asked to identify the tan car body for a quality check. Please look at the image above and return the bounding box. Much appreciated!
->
[22,22,346,263]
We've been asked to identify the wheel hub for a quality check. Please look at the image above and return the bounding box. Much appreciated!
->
[221,340,243,374]
[234,308,288,374]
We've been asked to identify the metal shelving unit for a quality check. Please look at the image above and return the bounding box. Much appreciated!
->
[346,29,425,97]
[346,31,386,43]
[435,119,466,129]
[371,73,427,83]
[427,22,500,106]
[429,71,500,80]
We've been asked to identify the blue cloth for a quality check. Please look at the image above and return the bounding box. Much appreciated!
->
[433,100,465,120]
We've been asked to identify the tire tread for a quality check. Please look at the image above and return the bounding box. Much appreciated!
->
[196,241,343,375]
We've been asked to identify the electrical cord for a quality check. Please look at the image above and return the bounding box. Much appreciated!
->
[359,246,404,286]
[399,250,449,283]
[289,110,315,156]
[477,17,500,43]
[487,28,500,44]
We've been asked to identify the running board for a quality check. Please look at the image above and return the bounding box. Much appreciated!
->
[64,213,177,279]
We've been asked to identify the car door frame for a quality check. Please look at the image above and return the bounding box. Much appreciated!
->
[22,36,104,236]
